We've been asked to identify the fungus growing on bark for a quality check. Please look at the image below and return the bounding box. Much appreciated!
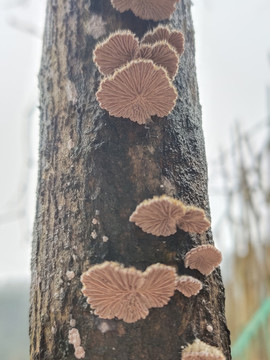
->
[137,42,179,79]
[93,31,139,76]
[81,261,176,323]
[177,206,210,234]
[184,245,222,276]
[129,195,185,236]
[68,328,85,359]
[141,25,185,56]
[96,59,177,124]
[175,275,202,297]
[182,339,225,360]
[111,0,179,21]
[130,195,210,236]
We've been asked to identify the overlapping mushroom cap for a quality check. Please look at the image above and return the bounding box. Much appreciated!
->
[96,60,177,124]
[93,31,139,76]
[141,25,185,56]
[182,339,225,360]
[130,195,186,236]
[130,195,210,236]
[81,261,176,323]
[111,0,179,21]
[137,42,179,79]
[177,206,210,234]
[184,245,222,276]
[175,276,202,297]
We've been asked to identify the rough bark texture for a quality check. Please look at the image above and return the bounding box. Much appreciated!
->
[30,0,231,359]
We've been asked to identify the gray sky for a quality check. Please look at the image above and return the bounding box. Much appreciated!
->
[0,0,269,280]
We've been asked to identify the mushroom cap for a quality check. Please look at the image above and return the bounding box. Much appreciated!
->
[129,195,186,236]
[184,245,222,276]
[81,262,176,323]
[131,0,179,21]
[93,31,139,76]
[137,41,179,79]
[110,0,132,12]
[175,275,202,297]
[177,206,210,234]
[182,339,225,360]
[96,59,177,124]
[68,328,81,347]
[141,25,185,56]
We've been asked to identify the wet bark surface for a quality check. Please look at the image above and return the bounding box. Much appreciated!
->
[30,0,231,359]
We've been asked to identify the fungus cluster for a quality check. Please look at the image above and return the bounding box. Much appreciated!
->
[182,339,225,360]
[81,262,176,323]
[68,328,85,359]
[94,26,184,124]
[110,0,180,21]
[129,195,210,236]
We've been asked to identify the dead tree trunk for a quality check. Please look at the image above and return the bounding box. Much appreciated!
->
[30,0,231,359]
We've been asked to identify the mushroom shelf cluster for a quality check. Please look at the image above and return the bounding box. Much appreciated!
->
[81,261,203,323]
[94,26,184,124]
[182,339,226,360]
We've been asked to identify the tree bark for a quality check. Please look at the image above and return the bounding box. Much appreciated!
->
[30,0,231,359]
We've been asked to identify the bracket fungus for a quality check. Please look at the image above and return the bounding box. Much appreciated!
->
[137,42,179,79]
[184,245,222,276]
[182,339,225,360]
[141,25,185,56]
[130,195,210,236]
[177,206,210,234]
[93,31,139,76]
[175,275,202,297]
[130,195,185,236]
[96,60,177,124]
[111,0,179,21]
[81,261,176,323]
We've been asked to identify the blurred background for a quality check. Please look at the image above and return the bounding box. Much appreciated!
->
[0,0,269,359]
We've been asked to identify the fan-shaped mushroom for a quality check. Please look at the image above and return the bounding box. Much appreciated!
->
[182,339,225,360]
[184,245,222,276]
[81,262,176,323]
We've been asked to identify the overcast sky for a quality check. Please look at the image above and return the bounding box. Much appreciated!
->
[0,0,269,280]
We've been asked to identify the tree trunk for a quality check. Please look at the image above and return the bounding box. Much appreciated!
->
[30,0,231,359]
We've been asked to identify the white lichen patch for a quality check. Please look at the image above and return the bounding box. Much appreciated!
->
[97,320,114,333]
[91,230,97,239]
[70,318,76,327]
[102,235,109,242]
[85,14,106,40]
[66,79,77,103]
[66,270,75,280]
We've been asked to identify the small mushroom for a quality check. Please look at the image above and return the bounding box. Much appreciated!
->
[129,195,185,236]
[111,0,179,21]
[96,59,177,124]
[184,245,222,276]
[177,206,210,234]
[175,275,202,297]
[141,25,185,56]
[182,339,225,360]
[81,262,176,323]
[137,41,179,79]
[93,31,139,76]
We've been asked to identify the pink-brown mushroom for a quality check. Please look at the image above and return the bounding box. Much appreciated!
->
[93,31,139,76]
[182,339,225,360]
[177,206,210,234]
[81,262,176,323]
[137,41,179,79]
[141,25,185,56]
[175,276,202,297]
[96,60,177,124]
[129,195,186,236]
[111,0,179,21]
[184,245,222,276]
